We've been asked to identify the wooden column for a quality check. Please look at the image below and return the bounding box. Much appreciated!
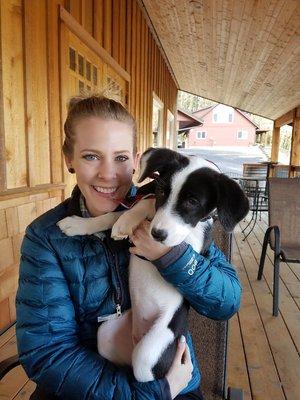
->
[271,126,280,162]
[291,116,300,167]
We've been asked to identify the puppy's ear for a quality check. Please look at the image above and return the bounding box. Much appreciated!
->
[138,147,189,182]
[216,174,249,232]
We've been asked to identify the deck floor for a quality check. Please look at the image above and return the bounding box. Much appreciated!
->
[0,212,299,399]
[228,212,300,400]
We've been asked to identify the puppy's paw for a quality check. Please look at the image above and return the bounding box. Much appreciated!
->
[111,213,137,240]
[57,216,91,236]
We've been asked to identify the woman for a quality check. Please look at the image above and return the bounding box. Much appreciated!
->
[16,95,241,399]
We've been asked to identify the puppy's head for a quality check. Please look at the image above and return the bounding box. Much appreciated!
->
[138,148,249,247]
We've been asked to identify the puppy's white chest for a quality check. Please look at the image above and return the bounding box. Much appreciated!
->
[129,255,182,319]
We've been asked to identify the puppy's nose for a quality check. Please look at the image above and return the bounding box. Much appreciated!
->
[151,228,167,242]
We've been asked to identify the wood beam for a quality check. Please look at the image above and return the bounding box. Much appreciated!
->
[271,127,280,162]
[274,110,294,128]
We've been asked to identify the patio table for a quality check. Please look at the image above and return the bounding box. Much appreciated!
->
[238,176,268,239]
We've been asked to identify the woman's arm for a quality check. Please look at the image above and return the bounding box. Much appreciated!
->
[129,221,241,320]
[152,241,241,320]
[16,225,166,400]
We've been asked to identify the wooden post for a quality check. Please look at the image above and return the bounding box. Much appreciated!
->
[271,126,280,162]
[290,116,300,170]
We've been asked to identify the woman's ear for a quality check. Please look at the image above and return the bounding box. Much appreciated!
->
[64,155,75,173]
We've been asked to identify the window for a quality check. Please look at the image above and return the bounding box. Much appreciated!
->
[152,95,164,147]
[197,131,206,139]
[166,110,175,148]
[213,105,234,123]
[237,130,248,139]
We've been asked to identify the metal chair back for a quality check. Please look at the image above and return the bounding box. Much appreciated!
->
[268,178,300,250]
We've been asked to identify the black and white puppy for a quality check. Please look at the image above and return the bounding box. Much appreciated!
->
[58,147,249,382]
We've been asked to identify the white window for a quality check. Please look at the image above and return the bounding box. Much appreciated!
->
[152,94,164,147]
[237,130,248,139]
[197,131,206,139]
[212,104,234,123]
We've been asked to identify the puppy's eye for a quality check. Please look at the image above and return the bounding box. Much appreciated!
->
[186,197,199,207]
[157,188,165,197]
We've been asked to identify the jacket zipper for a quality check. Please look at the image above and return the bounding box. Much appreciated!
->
[103,238,124,316]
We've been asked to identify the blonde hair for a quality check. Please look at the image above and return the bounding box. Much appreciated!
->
[63,94,137,158]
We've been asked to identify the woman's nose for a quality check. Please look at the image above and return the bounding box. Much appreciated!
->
[97,160,117,180]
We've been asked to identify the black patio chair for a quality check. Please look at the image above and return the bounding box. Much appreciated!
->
[257,178,300,316]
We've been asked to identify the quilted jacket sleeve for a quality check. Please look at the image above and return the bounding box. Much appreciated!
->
[153,242,242,320]
[16,225,167,400]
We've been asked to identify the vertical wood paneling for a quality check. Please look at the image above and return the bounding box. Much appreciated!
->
[46,0,63,184]
[94,0,103,46]
[144,27,149,149]
[139,18,145,149]
[103,0,112,54]
[69,0,82,23]
[125,0,132,74]
[1,0,27,189]
[135,7,141,148]
[24,0,50,186]
[0,0,179,333]
[82,0,93,35]
[112,0,120,63]
[119,0,126,69]
[130,0,137,118]
[0,5,5,191]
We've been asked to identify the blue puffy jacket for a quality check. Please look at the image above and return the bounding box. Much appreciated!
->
[16,186,242,399]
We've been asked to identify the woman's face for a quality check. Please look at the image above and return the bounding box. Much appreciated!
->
[66,117,139,217]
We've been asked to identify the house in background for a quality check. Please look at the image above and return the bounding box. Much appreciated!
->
[177,108,203,147]
[187,104,258,148]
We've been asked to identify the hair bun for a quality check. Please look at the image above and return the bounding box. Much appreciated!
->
[67,96,86,112]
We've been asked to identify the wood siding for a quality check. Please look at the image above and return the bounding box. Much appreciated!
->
[0,0,178,332]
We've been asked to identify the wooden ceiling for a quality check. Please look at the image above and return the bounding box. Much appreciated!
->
[141,0,300,120]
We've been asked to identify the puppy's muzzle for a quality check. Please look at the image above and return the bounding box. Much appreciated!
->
[151,228,167,242]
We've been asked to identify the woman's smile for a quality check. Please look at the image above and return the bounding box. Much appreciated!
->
[66,117,139,216]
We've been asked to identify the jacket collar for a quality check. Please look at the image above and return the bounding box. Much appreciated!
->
[66,185,82,217]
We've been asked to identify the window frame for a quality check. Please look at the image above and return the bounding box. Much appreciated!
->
[237,130,248,140]
[196,131,207,139]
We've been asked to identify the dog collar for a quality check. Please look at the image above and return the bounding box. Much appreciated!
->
[116,193,156,209]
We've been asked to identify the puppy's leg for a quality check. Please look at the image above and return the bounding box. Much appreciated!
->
[111,199,155,239]
[57,211,124,236]
[132,320,174,382]
[97,309,134,365]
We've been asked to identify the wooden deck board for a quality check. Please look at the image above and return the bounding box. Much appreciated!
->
[232,232,285,400]
[242,215,300,353]
[229,212,300,400]
[0,212,299,400]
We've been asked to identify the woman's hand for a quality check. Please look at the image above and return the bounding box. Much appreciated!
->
[129,220,172,261]
[166,336,193,399]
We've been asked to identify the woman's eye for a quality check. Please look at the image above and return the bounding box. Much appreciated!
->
[116,155,129,162]
[83,154,98,161]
